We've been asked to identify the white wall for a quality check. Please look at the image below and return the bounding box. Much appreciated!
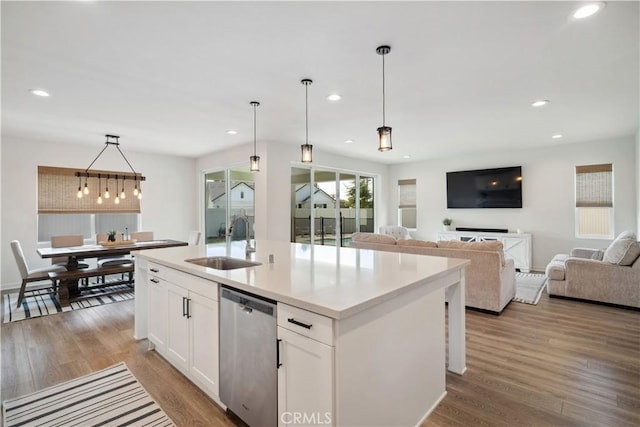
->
[1,137,197,289]
[388,136,638,271]
[196,141,389,242]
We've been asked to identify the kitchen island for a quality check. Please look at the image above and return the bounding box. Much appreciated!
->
[134,240,468,426]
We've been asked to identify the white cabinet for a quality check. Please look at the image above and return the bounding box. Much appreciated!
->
[437,230,532,272]
[147,274,167,351]
[277,303,334,427]
[147,263,219,400]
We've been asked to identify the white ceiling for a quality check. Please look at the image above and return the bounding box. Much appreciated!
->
[2,1,638,164]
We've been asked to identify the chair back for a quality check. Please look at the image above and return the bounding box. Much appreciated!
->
[131,231,154,242]
[188,231,201,246]
[10,240,29,279]
[51,235,84,265]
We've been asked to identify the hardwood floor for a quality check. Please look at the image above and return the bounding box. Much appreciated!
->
[1,293,638,426]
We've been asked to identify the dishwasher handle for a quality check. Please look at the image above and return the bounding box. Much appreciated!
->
[277,339,282,368]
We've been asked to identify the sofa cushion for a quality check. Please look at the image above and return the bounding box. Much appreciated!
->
[397,239,437,248]
[603,231,640,266]
[437,240,505,266]
[546,254,570,280]
[351,232,397,245]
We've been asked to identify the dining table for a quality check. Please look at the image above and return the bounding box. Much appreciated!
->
[37,239,188,304]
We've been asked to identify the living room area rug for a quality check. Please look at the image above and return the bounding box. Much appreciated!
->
[513,272,547,305]
[2,362,175,427]
[2,283,134,323]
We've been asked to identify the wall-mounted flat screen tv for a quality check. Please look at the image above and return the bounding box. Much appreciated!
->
[447,166,522,208]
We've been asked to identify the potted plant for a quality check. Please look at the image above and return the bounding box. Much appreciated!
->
[442,218,453,231]
[107,230,117,242]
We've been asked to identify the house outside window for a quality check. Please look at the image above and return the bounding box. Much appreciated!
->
[398,179,416,229]
[575,163,613,239]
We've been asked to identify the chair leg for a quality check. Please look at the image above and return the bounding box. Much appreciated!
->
[16,279,27,308]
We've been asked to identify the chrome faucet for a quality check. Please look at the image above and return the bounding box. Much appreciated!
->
[227,214,255,256]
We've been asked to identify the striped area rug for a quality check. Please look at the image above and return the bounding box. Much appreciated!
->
[513,272,547,305]
[3,283,134,323]
[2,362,175,427]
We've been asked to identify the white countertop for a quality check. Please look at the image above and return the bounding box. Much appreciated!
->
[136,240,469,319]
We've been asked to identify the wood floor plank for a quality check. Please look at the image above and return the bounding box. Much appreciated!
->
[2,291,639,427]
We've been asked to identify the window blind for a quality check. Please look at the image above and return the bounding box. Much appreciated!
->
[398,179,416,209]
[575,164,612,208]
[38,166,141,214]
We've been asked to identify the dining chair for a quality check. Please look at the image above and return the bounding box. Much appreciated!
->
[130,231,154,242]
[11,240,67,308]
[188,230,201,246]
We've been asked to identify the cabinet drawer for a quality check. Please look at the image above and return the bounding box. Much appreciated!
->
[148,262,218,300]
[277,303,333,346]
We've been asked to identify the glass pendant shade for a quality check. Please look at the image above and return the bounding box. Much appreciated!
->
[250,155,260,172]
[83,182,89,194]
[377,126,392,151]
[77,187,83,198]
[301,144,313,163]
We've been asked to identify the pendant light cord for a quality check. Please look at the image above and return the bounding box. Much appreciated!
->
[305,83,309,144]
[253,103,257,155]
[382,52,386,126]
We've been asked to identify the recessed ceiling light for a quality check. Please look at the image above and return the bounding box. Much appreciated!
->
[344,139,354,144]
[531,99,550,107]
[327,94,342,101]
[30,89,50,97]
[403,155,411,159]
[226,130,238,135]
[573,2,606,19]
[552,134,563,139]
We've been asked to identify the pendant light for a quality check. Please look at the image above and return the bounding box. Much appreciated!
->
[77,176,83,198]
[97,174,103,205]
[300,79,313,163]
[376,45,392,152]
[75,134,146,198]
[114,176,120,204]
[249,101,260,172]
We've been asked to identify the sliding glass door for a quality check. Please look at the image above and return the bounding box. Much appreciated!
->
[290,166,375,246]
[204,167,255,244]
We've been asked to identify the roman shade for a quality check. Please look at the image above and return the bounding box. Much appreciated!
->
[398,179,416,209]
[38,166,141,214]
[575,164,612,208]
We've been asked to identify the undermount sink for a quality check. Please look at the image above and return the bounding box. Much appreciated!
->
[185,256,261,270]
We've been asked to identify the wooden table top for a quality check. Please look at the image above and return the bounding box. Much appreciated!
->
[37,239,188,259]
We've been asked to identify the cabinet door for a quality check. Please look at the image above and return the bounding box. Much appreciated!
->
[189,291,219,397]
[277,326,334,427]
[147,276,167,351]
[502,237,531,272]
[166,282,190,373]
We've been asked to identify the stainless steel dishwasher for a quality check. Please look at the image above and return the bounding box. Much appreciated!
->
[219,287,277,427]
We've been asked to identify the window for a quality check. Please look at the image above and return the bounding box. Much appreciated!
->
[37,166,140,242]
[398,179,416,229]
[575,164,613,239]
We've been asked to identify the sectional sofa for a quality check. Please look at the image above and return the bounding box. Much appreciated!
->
[349,232,516,314]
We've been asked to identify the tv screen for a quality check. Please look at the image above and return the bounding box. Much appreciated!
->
[447,166,522,208]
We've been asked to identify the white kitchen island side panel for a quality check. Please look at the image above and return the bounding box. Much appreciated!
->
[334,281,446,426]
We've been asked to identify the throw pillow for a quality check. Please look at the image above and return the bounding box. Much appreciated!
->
[590,249,605,261]
[603,231,640,266]
[397,239,437,248]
